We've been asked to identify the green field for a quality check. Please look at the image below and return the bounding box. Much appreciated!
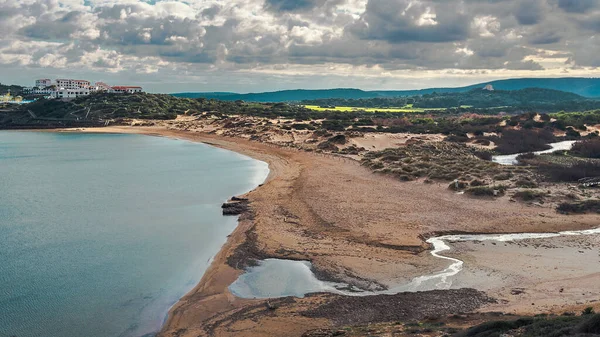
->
[303,104,459,113]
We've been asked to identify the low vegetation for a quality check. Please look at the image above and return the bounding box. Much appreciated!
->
[492,128,555,155]
[459,313,600,337]
[0,82,24,95]
[361,142,535,198]
[306,312,600,337]
[22,93,205,120]
[513,190,547,202]
[557,200,600,214]
[571,138,600,159]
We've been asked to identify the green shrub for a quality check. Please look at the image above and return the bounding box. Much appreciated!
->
[583,307,596,315]
[557,200,600,214]
[515,179,538,188]
[466,185,507,197]
[537,161,600,182]
[571,138,600,158]
[493,172,513,181]
[578,314,600,334]
[470,179,485,187]
[514,190,545,202]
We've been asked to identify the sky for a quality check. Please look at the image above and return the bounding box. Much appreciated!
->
[1,0,600,93]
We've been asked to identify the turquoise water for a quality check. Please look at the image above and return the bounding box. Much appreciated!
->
[0,131,268,337]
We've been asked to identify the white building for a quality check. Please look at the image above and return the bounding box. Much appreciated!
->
[51,88,90,99]
[35,79,52,88]
[94,82,112,92]
[24,78,144,99]
[31,87,55,95]
[110,86,143,94]
[55,79,91,90]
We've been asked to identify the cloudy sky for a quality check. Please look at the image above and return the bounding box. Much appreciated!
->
[1,0,600,93]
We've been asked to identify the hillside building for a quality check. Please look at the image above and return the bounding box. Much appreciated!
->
[35,79,52,88]
[51,88,91,99]
[56,79,91,90]
[110,86,143,94]
[94,82,112,91]
[23,78,144,100]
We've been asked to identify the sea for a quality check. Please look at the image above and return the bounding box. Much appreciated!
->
[0,131,269,337]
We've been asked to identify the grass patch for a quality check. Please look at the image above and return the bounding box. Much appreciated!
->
[362,142,501,183]
[303,105,446,113]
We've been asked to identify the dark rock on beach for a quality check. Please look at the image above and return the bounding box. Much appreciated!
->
[222,200,249,216]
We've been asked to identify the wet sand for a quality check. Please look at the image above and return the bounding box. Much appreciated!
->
[449,234,600,315]
[65,126,599,336]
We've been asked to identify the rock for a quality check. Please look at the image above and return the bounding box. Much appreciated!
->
[266,301,279,311]
[222,201,249,216]
[511,288,526,295]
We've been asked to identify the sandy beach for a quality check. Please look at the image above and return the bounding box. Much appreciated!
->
[65,126,599,336]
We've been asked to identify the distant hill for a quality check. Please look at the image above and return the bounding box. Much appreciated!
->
[172,89,377,101]
[172,77,600,102]
[305,88,600,112]
[413,88,589,109]
[454,78,600,98]
[173,92,237,99]
[0,83,24,95]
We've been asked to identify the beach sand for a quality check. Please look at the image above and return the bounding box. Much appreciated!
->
[67,126,600,336]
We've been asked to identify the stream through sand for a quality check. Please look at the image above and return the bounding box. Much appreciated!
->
[228,139,598,300]
[230,227,600,299]
[492,140,576,165]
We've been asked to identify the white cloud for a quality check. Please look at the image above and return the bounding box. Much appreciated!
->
[0,0,599,92]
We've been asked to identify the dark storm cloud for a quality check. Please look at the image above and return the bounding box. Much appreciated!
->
[580,13,600,31]
[201,5,221,19]
[514,0,545,25]
[348,0,471,43]
[529,31,562,44]
[20,10,84,39]
[557,0,598,13]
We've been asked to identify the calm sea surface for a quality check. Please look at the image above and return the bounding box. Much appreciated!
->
[0,131,268,337]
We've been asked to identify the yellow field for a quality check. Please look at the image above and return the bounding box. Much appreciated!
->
[303,105,448,113]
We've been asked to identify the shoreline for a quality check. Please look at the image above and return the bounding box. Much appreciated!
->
[54,127,300,335]
[39,126,600,336]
